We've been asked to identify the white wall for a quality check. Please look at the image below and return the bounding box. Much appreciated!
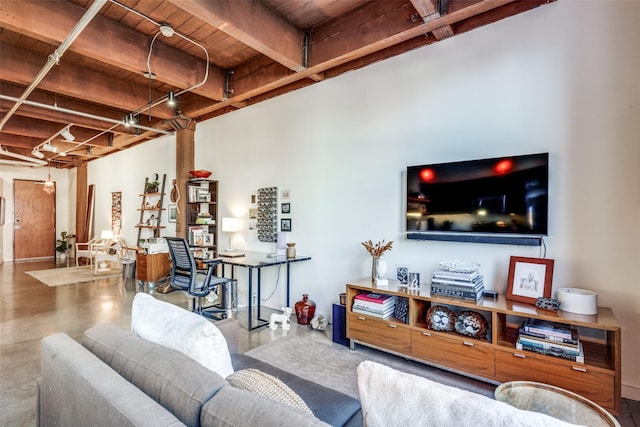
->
[20,0,639,397]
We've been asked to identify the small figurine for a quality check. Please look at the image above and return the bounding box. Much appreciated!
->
[269,307,293,330]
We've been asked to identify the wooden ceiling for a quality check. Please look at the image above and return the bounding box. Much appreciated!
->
[0,0,553,168]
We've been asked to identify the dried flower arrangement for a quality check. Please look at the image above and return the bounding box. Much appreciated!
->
[361,240,393,258]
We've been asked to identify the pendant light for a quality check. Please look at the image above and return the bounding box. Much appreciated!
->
[43,161,55,195]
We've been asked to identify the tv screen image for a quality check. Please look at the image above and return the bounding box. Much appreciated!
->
[406,153,548,238]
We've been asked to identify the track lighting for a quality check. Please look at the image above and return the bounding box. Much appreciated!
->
[31,148,45,159]
[124,113,137,127]
[167,91,176,107]
[41,142,58,153]
[159,25,174,37]
[60,126,75,142]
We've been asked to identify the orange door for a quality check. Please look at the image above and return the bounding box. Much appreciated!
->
[13,179,56,260]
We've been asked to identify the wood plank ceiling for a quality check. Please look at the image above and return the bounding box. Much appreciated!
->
[0,0,554,169]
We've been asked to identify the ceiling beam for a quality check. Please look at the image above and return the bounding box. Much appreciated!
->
[182,0,515,118]
[411,0,454,40]
[0,0,225,101]
[0,116,113,147]
[0,44,177,120]
[168,0,305,72]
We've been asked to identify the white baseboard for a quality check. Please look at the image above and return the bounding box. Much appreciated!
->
[623,383,640,401]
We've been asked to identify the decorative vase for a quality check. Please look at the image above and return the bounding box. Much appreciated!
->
[371,257,387,280]
[286,243,296,259]
[294,294,316,325]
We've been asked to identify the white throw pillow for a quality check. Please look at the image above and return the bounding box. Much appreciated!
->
[131,293,234,378]
[357,361,583,427]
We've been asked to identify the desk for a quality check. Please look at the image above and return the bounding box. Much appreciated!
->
[220,251,311,330]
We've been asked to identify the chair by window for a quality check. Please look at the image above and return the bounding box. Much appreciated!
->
[165,237,230,320]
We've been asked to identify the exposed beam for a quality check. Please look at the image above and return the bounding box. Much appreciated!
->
[0,116,112,147]
[411,0,454,40]
[183,0,515,118]
[0,0,225,101]
[0,44,177,120]
[169,0,305,72]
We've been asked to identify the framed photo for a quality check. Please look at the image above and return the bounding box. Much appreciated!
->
[408,272,420,288]
[281,203,291,214]
[202,233,214,246]
[280,218,292,232]
[396,265,409,284]
[506,256,554,304]
[168,204,177,223]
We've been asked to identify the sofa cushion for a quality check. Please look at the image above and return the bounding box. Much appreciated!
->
[83,323,226,427]
[232,353,361,427]
[42,333,185,427]
[227,368,313,414]
[357,361,582,427]
[131,293,234,378]
[201,385,330,427]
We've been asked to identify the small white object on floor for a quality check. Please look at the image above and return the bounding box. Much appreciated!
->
[269,307,292,330]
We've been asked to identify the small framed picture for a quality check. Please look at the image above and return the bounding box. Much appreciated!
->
[202,233,214,246]
[280,218,292,232]
[281,190,290,200]
[408,272,420,288]
[396,265,409,284]
[168,204,177,223]
[506,256,554,305]
[281,203,291,214]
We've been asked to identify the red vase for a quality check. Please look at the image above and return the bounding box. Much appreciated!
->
[295,294,316,325]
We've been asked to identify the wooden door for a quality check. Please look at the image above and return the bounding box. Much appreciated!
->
[13,179,56,260]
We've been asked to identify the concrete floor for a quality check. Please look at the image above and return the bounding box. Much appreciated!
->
[1,259,638,426]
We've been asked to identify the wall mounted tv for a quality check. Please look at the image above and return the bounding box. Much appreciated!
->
[406,153,548,246]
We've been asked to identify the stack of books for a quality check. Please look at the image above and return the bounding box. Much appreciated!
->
[352,293,397,319]
[430,270,484,302]
[517,318,584,363]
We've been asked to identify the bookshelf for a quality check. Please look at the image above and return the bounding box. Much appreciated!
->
[186,179,218,258]
[345,279,621,415]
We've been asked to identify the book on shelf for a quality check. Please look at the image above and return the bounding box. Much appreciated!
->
[352,298,396,309]
[523,318,578,340]
[354,293,397,305]
[432,270,481,282]
[430,278,484,289]
[352,307,395,319]
[517,334,581,355]
[518,323,580,346]
[516,337,584,364]
[430,280,484,292]
[352,302,396,315]
[430,284,484,301]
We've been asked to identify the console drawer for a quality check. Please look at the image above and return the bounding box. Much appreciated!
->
[411,330,495,377]
[495,348,615,411]
[348,313,410,353]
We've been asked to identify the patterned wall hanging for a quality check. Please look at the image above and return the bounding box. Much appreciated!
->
[111,191,122,235]
[257,186,277,242]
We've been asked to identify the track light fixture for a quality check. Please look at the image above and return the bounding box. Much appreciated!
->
[31,148,45,159]
[167,91,176,107]
[123,113,137,127]
[41,142,58,153]
[60,126,75,142]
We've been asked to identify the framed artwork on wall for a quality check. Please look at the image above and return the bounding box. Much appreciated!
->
[506,256,554,304]
[168,204,177,223]
[281,218,292,232]
[281,203,290,214]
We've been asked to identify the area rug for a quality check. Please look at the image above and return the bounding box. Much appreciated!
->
[26,266,121,287]
[245,332,495,400]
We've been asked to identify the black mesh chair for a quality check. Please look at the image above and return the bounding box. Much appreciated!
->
[165,237,229,320]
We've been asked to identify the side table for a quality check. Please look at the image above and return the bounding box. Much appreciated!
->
[495,381,620,427]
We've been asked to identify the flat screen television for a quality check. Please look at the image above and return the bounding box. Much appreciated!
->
[406,153,548,245]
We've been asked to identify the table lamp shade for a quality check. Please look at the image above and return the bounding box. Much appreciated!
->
[101,230,114,240]
[221,217,239,233]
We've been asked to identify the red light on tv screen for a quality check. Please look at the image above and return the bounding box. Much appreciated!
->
[420,168,435,181]
[494,159,513,174]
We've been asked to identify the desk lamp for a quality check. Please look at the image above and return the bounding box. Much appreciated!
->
[221,217,244,257]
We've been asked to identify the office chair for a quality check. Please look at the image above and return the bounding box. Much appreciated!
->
[165,237,229,320]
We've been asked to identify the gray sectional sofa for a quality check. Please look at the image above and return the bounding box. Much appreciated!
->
[37,317,362,427]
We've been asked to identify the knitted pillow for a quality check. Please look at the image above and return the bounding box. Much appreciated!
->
[226,369,313,415]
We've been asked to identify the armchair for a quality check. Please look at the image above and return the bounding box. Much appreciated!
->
[75,237,101,268]
[165,237,230,319]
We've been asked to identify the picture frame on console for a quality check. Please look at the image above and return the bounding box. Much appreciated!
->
[506,256,554,304]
